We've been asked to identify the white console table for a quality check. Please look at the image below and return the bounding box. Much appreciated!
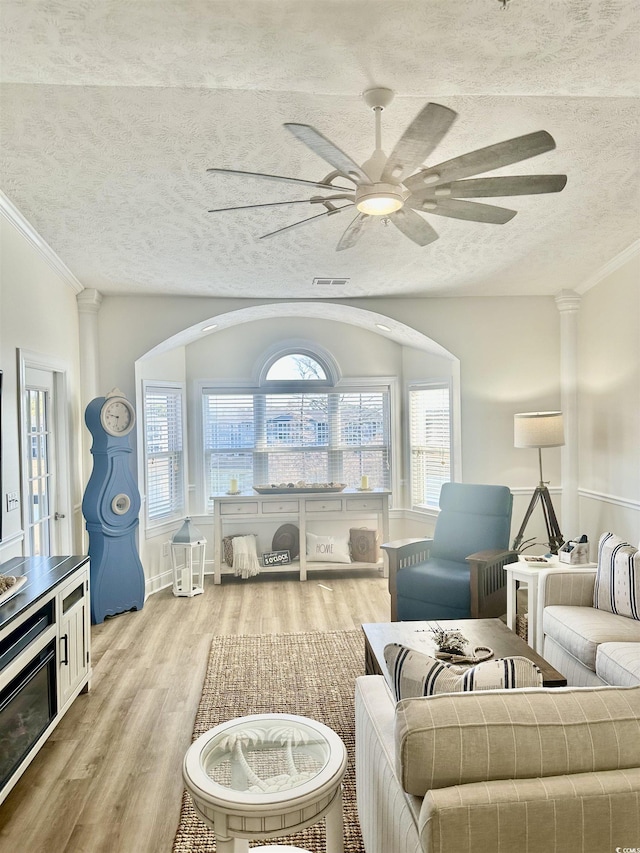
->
[211,490,390,583]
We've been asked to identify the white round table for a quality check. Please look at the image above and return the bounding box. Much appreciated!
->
[183,713,348,853]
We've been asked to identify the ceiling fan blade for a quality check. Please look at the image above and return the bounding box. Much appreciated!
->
[284,123,371,185]
[411,198,517,224]
[209,199,319,213]
[413,174,568,201]
[336,212,373,251]
[404,130,557,192]
[207,167,354,193]
[381,103,457,184]
[258,204,353,241]
[389,208,439,246]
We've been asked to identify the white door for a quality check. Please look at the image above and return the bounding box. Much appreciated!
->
[24,367,57,555]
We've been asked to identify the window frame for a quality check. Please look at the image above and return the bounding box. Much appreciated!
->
[407,380,454,512]
[142,380,187,530]
[197,371,395,508]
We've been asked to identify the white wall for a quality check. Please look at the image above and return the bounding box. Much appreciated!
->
[577,255,640,547]
[0,215,84,560]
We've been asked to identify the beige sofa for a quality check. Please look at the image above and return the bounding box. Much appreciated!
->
[355,675,640,853]
[539,567,640,686]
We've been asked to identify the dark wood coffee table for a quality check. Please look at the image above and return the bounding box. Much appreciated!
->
[362,618,567,687]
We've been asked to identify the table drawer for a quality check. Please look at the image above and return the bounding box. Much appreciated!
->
[345,497,384,512]
[305,498,343,512]
[261,500,299,514]
[220,501,259,516]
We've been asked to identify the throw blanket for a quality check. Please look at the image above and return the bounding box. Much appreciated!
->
[232,534,260,579]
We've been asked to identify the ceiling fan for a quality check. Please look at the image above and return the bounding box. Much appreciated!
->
[207,88,567,251]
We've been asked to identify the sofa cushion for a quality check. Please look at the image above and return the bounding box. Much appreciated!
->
[384,643,542,700]
[543,605,640,671]
[596,643,640,686]
[594,532,640,619]
[394,685,640,796]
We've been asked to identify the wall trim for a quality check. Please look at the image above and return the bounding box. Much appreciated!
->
[0,190,84,295]
[578,488,640,512]
[0,529,25,552]
[576,239,640,295]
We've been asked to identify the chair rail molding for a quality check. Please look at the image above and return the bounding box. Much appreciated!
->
[556,290,581,538]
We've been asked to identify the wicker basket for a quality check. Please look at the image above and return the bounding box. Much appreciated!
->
[222,534,257,567]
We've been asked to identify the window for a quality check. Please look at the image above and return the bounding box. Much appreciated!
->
[201,351,390,498]
[143,382,185,523]
[409,384,451,509]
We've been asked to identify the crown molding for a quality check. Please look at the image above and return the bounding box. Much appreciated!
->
[0,190,84,295]
[576,239,640,295]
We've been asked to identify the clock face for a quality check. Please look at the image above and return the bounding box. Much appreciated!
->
[100,398,135,436]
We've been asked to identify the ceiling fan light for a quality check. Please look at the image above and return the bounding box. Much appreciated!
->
[355,182,405,216]
[357,195,403,215]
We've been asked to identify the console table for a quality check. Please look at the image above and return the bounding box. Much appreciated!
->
[211,490,390,583]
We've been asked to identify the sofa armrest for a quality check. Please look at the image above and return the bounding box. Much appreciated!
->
[466,549,519,619]
[381,538,433,621]
[538,568,597,608]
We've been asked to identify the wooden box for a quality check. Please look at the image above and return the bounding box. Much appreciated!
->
[349,528,380,563]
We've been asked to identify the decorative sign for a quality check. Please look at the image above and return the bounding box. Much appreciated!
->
[262,549,291,567]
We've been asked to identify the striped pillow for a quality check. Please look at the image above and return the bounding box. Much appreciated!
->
[384,643,542,700]
[594,532,640,620]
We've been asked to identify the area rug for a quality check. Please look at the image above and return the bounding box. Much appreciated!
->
[172,629,366,852]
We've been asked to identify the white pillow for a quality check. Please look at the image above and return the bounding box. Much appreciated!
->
[384,643,543,700]
[306,532,351,563]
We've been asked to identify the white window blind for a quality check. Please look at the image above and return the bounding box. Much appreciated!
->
[202,387,390,497]
[409,384,451,509]
[144,383,185,522]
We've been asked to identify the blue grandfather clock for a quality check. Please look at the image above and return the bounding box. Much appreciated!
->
[82,388,145,624]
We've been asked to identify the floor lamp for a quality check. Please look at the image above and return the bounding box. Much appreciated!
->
[512,411,565,554]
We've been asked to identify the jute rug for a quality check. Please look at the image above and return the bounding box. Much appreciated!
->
[172,629,366,852]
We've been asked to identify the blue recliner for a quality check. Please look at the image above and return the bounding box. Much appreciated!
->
[383,483,517,622]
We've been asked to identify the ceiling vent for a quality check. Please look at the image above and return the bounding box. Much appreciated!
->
[312,277,350,287]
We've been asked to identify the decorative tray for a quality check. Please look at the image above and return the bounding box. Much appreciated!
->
[0,575,27,606]
[253,484,346,495]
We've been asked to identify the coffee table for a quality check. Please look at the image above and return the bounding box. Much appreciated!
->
[362,618,567,687]
[183,712,348,853]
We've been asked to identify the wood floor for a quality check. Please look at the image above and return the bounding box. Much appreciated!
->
[0,569,390,853]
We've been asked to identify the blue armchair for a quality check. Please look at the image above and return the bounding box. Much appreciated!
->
[382,483,517,621]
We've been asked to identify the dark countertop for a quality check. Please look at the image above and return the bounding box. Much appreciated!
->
[0,555,89,633]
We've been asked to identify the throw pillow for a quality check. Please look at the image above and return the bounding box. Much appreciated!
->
[305,532,351,563]
[384,643,543,701]
[593,532,640,620]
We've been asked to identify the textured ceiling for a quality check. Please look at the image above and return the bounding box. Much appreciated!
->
[1,0,638,299]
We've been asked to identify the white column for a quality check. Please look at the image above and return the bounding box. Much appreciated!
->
[555,290,581,539]
[77,289,103,513]
[77,288,102,404]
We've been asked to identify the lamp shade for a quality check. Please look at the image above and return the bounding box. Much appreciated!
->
[172,517,205,544]
[514,411,564,448]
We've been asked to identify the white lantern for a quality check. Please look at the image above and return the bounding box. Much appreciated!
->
[170,518,206,597]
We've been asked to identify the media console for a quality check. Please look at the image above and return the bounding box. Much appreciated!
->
[0,555,91,804]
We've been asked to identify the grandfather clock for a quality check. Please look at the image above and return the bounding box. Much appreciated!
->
[82,388,145,624]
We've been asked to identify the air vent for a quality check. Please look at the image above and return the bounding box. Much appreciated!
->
[312,277,350,287]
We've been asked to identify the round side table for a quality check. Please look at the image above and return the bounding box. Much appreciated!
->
[183,713,347,853]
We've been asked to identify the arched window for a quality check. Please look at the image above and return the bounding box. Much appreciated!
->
[265,353,328,382]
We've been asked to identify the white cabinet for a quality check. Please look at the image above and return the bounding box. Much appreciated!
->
[212,490,390,583]
[57,567,90,710]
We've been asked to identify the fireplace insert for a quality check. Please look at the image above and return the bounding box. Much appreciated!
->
[0,601,57,789]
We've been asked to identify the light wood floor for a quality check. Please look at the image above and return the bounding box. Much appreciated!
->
[0,569,390,853]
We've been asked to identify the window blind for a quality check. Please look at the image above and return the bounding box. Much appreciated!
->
[409,385,451,509]
[144,384,185,522]
[202,387,390,497]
